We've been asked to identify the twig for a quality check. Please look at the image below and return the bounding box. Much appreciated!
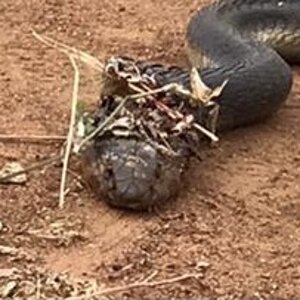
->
[31,30,104,72]
[0,155,62,183]
[127,82,176,98]
[76,82,218,152]
[138,123,178,157]
[0,134,66,143]
[31,30,81,208]
[67,273,201,299]
[141,270,159,283]
[36,274,41,300]
[59,55,80,209]
[129,83,219,142]
[67,168,88,188]
[74,96,129,153]
[193,123,219,142]
[74,84,175,152]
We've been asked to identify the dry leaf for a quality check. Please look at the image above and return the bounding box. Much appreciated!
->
[190,67,228,104]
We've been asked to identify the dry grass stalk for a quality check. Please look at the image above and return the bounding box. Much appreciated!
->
[0,155,62,184]
[32,30,104,72]
[74,96,129,153]
[67,273,201,299]
[59,55,80,209]
[0,134,66,142]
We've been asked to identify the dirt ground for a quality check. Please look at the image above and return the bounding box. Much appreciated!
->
[0,0,300,298]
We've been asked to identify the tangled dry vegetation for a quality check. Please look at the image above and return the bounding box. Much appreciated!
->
[1,0,300,298]
[0,31,226,209]
[0,32,228,298]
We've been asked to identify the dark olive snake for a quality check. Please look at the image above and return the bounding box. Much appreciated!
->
[82,0,300,210]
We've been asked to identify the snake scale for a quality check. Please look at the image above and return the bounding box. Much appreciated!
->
[82,0,300,210]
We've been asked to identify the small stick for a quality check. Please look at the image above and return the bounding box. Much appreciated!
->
[59,55,80,209]
[130,83,219,142]
[32,30,104,72]
[0,155,62,183]
[193,123,219,142]
[74,96,129,153]
[141,270,159,283]
[66,169,86,185]
[67,273,201,299]
[152,93,219,142]
[0,134,66,143]
[76,82,218,152]
[36,274,41,300]
[127,82,176,97]
[75,83,180,152]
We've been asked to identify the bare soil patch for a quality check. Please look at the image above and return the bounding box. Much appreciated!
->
[0,0,299,298]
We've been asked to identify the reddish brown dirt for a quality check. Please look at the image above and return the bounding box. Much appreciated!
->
[0,0,300,298]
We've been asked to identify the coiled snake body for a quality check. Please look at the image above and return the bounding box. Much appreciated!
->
[83,0,300,210]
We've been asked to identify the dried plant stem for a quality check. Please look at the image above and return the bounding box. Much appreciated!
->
[130,83,219,142]
[59,55,80,209]
[67,273,201,299]
[0,134,66,143]
[76,83,218,152]
[0,155,62,183]
[75,84,179,152]
[193,123,219,142]
[74,96,129,153]
[31,30,104,72]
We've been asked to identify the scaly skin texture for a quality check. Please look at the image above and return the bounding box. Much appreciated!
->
[82,138,187,211]
[82,0,300,210]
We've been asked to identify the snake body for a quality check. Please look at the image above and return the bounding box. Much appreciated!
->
[82,0,300,210]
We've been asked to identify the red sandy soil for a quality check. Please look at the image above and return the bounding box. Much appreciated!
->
[0,0,300,298]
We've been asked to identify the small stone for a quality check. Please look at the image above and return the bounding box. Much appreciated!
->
[0,162,27,184]
[2,281,18,297]
[22,281,36,296]
[196,260,210,269]
[0,245,19,255]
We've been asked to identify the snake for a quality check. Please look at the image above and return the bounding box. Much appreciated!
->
[82,0,300,210]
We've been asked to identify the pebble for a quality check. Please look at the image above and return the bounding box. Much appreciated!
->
[2,281,17,298]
